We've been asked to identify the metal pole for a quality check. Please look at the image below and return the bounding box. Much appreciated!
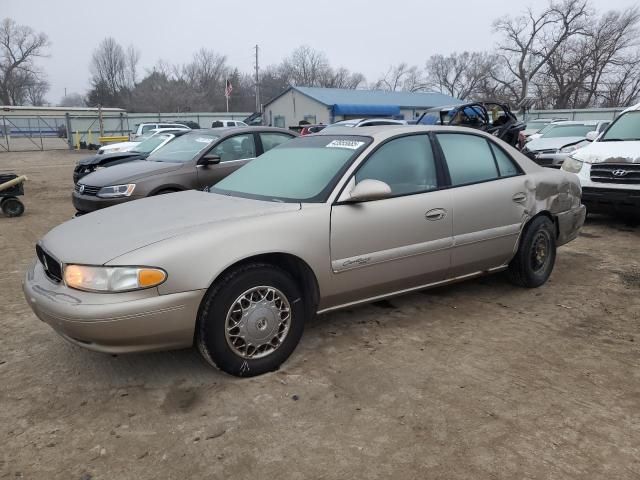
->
[38,116,43,150]
[119,112,124,136]
[255,44,260,113]
[2,116,9,152]
[98,105,104,137]
[65,113,73,150]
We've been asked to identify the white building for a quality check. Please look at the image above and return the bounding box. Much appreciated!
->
[263,86,462,127]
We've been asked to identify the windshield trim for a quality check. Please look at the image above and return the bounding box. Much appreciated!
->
[210,135,373,203]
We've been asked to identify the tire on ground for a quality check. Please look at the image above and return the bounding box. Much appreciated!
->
[196,263,306,377]
[508,215,556,288]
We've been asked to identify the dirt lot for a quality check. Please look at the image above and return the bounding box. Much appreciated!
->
[1,150,639,480]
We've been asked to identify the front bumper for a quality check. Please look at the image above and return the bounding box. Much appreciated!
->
[72,191,141,214]
[556,204,586,246]
[524,150,567,168]
[581,187,640,215]
[23,260,204,354]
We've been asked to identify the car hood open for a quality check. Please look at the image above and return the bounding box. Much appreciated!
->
[571,140,640,164]
[526,136,586,152]
[41,191,301,265]
[76,160,182,186]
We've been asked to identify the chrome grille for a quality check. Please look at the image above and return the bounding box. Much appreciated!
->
[590,163,640,184]
[74,183,101,196]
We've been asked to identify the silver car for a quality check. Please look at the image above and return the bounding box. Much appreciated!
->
[23,126,586,377]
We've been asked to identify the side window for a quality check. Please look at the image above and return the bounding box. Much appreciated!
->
[274,116,286,128]
[260,133,293,153]
[355,135,438,196]
[490,143,519,177]
[210,134,256,162]
[141,125,155,134]
[437,133,499,186]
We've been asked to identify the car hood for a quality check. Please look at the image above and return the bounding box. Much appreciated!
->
[526,136,586,151]
[571,140,640,164]
[101,141,138,152]
[41,191,301,265]
[77,160,182,186]
[78,151,143,167]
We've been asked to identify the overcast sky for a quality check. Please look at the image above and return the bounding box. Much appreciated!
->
[3,0,638,103]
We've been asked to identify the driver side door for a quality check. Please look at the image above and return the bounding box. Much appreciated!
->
[196,133,257,188]
[328,134,453,306]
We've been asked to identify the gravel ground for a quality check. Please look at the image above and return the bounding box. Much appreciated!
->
[1,150,639,480]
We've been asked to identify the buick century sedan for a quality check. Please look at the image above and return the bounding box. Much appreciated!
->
[24,126,586,377]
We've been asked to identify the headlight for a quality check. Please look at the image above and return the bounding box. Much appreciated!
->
[561,158,584,173]
[64,265,167,292]
[97,184,136,198]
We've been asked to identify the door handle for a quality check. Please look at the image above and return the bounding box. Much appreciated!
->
[512,192,527,204]
[425,208,447,221]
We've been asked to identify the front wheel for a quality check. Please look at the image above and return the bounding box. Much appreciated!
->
[508,216,556,288]
[197,263,306,377]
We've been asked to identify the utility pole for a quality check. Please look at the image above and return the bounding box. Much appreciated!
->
[254,44,260,113]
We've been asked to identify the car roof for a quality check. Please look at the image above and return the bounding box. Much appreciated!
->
[183,126,297,138]
[314,125,500,141]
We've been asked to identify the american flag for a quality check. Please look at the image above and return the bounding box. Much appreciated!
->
[225,79,233,98]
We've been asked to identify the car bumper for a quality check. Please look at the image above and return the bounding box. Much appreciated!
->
[524,150,566,168]
[72,191,141,214]
[581,187,640,215]
[23,260,204,354]
[556,204,586,246]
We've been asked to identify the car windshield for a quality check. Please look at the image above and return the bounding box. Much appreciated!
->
[541,124,594,138]
[131,134,172,154]
[212,135,371,203]
[148,133,219,163]
[525,120,550,131]
[600,111,640,141]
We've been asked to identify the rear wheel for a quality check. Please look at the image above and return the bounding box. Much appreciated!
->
[1,197,25,217]
[197,263,306,377]
[508,216,556,288]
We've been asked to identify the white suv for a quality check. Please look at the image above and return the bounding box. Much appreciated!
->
[561,103,640,216]
[130,123,190,140]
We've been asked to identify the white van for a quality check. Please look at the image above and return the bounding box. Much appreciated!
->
[130,123,190,140]
[211,119,248,128]
[561,103,640,216]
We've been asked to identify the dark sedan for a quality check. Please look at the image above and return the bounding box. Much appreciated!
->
[72,127,297,215]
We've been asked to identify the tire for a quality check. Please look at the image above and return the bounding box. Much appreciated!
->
[508,215,556,288]
[1,197,25,217]
[197,263,306,377]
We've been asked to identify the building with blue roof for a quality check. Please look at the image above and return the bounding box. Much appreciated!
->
[263,86,462,127]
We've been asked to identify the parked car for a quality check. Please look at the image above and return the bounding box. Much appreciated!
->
[25,126,585,377]
[518,118,567,148]
[322,118,407,130]
[211,120,248,128]
[170,120,200,129]
[98,128,189,155]
[521,120,610,168]
[73,131,190,183]
[417,102,525,147]
[130,122,191,140]
[300,124,326,135]
[561,103,640,216]
[72,127,297,215]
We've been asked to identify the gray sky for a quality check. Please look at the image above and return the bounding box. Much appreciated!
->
[3,0,638,103]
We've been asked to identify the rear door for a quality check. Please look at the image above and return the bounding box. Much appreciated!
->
[434,132,528,275]
[196,133,257,188]
[329,134,453,305]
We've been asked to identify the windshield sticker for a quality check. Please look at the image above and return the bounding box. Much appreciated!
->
[326,140,365,150]
[195,137,214,144]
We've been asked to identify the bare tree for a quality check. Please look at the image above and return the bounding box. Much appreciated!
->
[425,52,497,100]
[280,46,331,87]
[373,63,425,92]
[493,0,589,105]
[0,18,50,105]
[126,45,140,87]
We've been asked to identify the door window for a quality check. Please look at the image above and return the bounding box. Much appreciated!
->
[490,143,520,177]
[274,116,286,128]
[210,134,256,162]
[260,133,293,153]
[355,135,438,196]
[437,133,499,186]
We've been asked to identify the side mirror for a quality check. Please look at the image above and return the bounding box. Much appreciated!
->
[198,154,221,166]
[585,131,599,142]
[345,179,392,203]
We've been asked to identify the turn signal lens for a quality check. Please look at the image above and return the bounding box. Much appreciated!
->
[138,269,167,288]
